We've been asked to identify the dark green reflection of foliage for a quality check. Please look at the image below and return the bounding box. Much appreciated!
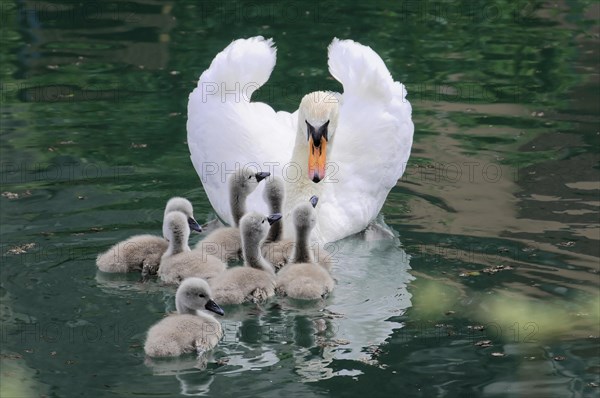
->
[1,0,592,187]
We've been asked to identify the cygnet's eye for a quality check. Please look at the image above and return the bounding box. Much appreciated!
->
[198,293,205,298]
[261,219,265,224]
[248,175,252,180]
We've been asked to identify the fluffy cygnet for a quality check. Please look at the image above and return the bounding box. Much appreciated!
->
[276,198,334,299]
[163,197,202,238]
[261,176,293,270]
[262,195,333,272]
[144,277,224,357]
[195,170,270,262]
[158,212,226,284]
[209,212,281,304]
[96,197,200,276]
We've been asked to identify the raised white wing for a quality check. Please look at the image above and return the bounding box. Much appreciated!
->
[187,37,295,224]
[316,38,414,242]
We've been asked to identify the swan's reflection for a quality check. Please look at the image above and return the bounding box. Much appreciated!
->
[282,227,413,379]
[216,226,412,381]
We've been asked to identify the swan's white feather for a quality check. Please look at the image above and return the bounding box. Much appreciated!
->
[187,37,294,224]
[187,37,413,242]
[315,39,414,242]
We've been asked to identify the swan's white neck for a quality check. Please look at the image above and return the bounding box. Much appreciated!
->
[230,185,246,227]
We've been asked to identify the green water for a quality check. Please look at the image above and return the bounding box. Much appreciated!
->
[1,1,599,397]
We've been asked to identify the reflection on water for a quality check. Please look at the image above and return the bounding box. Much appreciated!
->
[105,226,412,395]
[1,0,598,396]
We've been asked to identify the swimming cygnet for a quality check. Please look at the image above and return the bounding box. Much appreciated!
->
[162,197,202,237]
[209,212,281,304]
[261,176,293,270]
[96,197,201,276]
[158,212,226,284]
[144,277,225,357]
[276,198,334,300]
[195,170,270,262]
[262,194,333,272]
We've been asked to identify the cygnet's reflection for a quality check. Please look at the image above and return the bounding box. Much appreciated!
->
[142,220,412,390]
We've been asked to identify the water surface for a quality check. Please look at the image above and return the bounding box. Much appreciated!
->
[1,1,599,397]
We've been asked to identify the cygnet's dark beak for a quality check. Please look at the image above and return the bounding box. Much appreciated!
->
[188,217,202,233]
[255,172,270,183]
[267,213,282,225]
[204,299,224,316]
[309,195,319,208]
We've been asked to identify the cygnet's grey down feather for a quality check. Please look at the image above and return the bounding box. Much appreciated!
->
[96,234,168,274]
[261,180,333,271]
[276,198,334,299]
[209,212,280,304]
[195,170,269,262]
[96,197,199,275]
[158,212,226,284]
[144,277,224,357]
[260,176,291,269]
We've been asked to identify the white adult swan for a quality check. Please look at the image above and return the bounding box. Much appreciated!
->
[187,36,414,243]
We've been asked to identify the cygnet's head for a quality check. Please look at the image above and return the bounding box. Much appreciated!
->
[293,198,318,233]
[164,197,202,233]
[229,169,270,197]
[298,91,340,183]
[240,211,282,245]
[263,176,285,212]
[176,277,224,316]
[163,211,190,244]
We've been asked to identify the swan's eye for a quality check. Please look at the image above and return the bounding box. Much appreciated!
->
[248,175,252,180]
[198,294,205,298]
[261,219,265,224]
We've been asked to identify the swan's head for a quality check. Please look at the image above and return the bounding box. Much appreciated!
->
[262,176,285,211]
[298,91,340,183]
[240,211,282,245]
[164,197,202,234]
[163,211,190,244]
[293,198,318,232]
[229,169,271,197]
[176,277,224,316]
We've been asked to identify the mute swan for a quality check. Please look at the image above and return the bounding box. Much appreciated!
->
[209,212,281,304]
[96,197,200,275]
[195,170,270,262]
[276,200,334,300]
[158,212,226,284]
[187,36,414,243]
[144,277,224,357]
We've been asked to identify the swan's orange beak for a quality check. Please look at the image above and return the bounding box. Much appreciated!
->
[307,120,330,183]
[308,135,327,183]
